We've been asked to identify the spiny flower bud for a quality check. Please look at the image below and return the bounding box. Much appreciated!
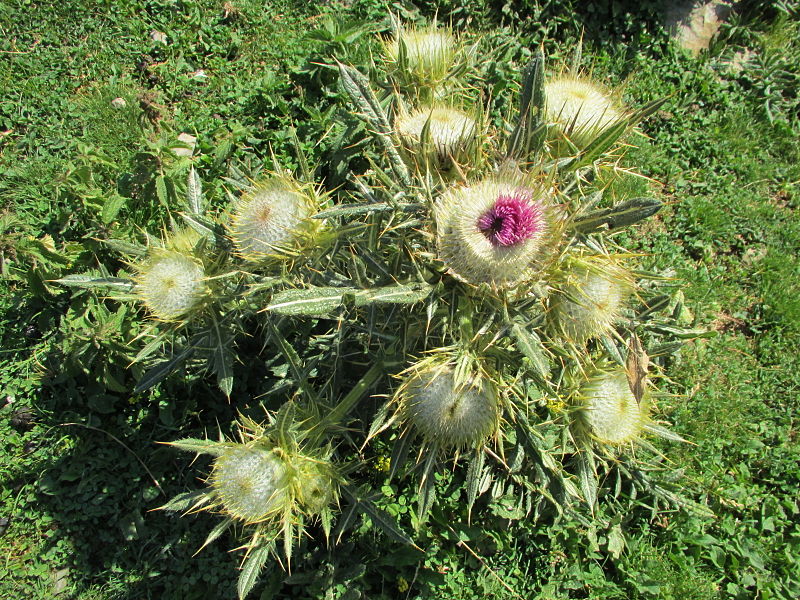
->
[401,366,499,449]
[210,445,288,523]
[576,370,647,445]
[550,257,634,343]
[396,106,477,168]
[435,178,558,287]
[229,177,316,262]
[386,25,455,86]
[544,76,623,149]
[136,250,207,321]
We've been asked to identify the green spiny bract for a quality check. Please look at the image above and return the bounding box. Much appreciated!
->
[572,369,648,445]
[549,255,635,343]
[434,176,563,287]
[544,75,625,151]
[228,175,319,263]
[397,362,500,450]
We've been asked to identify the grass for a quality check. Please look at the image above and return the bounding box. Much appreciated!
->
[2,0,799,598]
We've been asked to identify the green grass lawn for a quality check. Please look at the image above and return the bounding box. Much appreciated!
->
[1,1,799,598]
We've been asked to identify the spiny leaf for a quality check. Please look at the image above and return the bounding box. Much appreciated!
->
[133,344,196,394]
[267,321,318,403]
[55,274,134,291]
[237,544,272,600]
[186,166,203,215]
[198,517,233,552]
[341,485,417,547]
[159,489,210,513]
[572,197,662,234]
[165,437,231,456]
[575,451,598,512]
[210,313,234,398]
[465,447,486,521]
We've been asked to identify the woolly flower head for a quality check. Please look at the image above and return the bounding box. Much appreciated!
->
[400,365,499,449]
[575,370,647,445]
[544,76,623,148]
[210,446,288,523]
[435,178,558,287]
[229,177,317,262]
[396,106,477,168]
[550,257,634,343]
[386,25,455,85]
[136,250,207,321]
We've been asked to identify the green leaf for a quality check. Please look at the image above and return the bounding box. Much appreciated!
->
[101,194,127,224]
[159,489,210,512]
[572,197,663,234]
[341,485,417,547]
[238,544,272,600]
[155,175,169,207]
[313,202,397,219]
[267,321,317,403]
[575,451,598,511]
[465,448,486,520]
[133,345,196,394]
[166,437,231,456]
[507,48,546,160]
[210,314,234,398]
[358,283,431,305]
[337,62,410,187]
[510,323,551,379]
[55,274,134,292]
[101,238,147,256]
[267,287,351,316]
[607,523,626,559]
[323,362,384,431]
[198,517,233,552]
[186,167,203,215]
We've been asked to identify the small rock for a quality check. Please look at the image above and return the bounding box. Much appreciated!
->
[664,1,734,56]
[172,133,197,157]
[111,97,127,109]
[190,69,209,81]
[150,30,167,45]
[52,568,70,595]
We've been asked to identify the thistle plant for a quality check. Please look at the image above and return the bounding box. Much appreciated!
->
[52,20,703,599]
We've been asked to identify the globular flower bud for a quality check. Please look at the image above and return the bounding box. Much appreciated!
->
[575,370,647,445]
[544,76,623,149]
[435,178,559,287]
[400,365,499,449]
[210,446,288,523]
[386,25,455,87]
[136,250,207,321]
[396,106,477,169]
[229,177,316,262]
[550,257,634,343]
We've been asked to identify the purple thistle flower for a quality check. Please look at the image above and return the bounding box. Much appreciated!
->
[477,193,544,247]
